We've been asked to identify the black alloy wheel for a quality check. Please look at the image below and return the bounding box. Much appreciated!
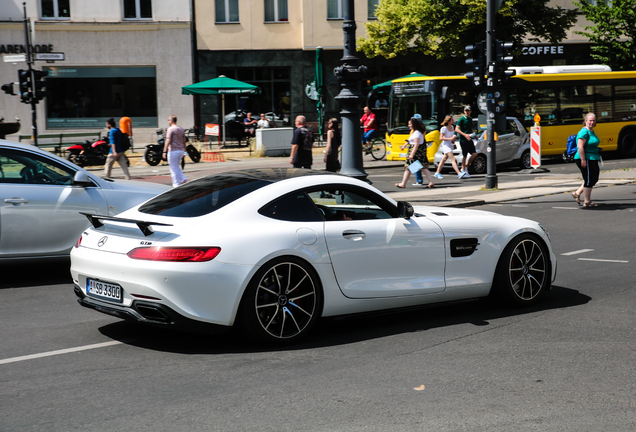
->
[66,152,85,167]
[494,234,550,305]
[241,257,323,345]
[144,148,162,166]
[187,145,201,163]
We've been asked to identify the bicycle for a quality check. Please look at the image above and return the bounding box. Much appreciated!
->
[363,137,387,160]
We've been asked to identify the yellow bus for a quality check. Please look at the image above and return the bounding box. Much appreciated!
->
[385,66,636,163]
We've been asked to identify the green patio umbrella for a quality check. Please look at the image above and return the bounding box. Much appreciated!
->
[182,76,261,146]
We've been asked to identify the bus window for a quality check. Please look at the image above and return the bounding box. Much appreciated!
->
[389,93,437,134]
[519,88,558,126]
[614,85,636,121]
[593,85,612,122]
[559,85,592,125]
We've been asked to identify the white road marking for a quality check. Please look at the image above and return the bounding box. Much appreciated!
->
[511,204,529,207]
[552,207,580,210]
[578,258,629,263]
[561,249,594,256]
[0,341,122,365]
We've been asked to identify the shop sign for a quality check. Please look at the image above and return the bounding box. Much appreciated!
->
[522,46,564,56]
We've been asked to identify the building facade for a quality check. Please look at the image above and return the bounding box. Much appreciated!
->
[1,0,194,142]
[193,0,598,130]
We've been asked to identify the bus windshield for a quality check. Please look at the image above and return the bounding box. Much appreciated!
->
[389,92,438,135]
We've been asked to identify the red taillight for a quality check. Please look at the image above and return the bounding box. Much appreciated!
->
[127,247,221,262]
[74,235,83,248]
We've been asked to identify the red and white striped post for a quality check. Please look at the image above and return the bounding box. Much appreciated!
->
[530,114,541,169]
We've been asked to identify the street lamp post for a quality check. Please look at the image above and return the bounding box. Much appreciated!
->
[334,0,368,181]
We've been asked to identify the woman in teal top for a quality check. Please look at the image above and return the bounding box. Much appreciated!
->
[572,113,601,208]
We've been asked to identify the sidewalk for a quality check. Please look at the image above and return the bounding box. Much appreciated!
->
[96,144,636,208]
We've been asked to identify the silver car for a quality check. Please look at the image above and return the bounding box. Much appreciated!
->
[0,140,169,261]
[434,117,531,174]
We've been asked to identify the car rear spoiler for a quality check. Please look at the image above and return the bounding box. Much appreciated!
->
[80,212,173,236]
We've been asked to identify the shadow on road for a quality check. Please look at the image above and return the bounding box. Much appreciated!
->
[0,259,72,289]
[97,285,590,354]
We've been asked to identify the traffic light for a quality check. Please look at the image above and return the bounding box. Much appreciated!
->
[465,41,485,88]
[1,83,14,95]
[18,69,32,104]
[33,69,49,102]
[495,41,515,83]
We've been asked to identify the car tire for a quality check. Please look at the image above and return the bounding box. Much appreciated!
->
[520,150,532,170]
[494,234,550,306]
[471,154,487,174]
[240,257,323,346]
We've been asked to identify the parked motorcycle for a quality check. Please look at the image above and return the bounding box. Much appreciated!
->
[66,136,111,167]
[144,129,202,167]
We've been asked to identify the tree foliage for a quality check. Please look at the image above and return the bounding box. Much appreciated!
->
[574,0,636,71]
[358,0,578,60]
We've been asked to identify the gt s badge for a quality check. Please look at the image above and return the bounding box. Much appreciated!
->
[97,236,108,247]
[140,241,152,245]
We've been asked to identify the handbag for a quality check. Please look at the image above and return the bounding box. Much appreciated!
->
[408,160,423,174]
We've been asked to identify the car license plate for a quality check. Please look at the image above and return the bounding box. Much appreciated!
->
[86,279,123,303]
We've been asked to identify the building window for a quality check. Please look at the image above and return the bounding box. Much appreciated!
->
[123,0,152,20]
[264,0,288,22]
[368,0,380,19]
[216,0,239,23]
[41,0,70,19]
[327,0,344,19]
[44,66,158,129]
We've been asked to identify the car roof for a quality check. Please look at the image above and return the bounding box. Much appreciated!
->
[199,168,336,183]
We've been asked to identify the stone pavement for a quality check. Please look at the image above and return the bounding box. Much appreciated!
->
[93,144,636,208]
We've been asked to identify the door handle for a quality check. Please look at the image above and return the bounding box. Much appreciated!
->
[342,230,366,241]
[4,198,29,204]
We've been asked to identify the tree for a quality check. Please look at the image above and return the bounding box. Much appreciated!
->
[574,0,636,71]
[358,0,578,60]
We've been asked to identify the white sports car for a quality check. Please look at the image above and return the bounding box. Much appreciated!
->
[70,169,556,345]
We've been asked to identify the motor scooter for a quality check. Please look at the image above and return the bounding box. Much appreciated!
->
[66,136,111,167]
[144,129,202,168]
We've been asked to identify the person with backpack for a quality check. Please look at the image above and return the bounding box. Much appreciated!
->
[571,112,601,208]
[164,115,187,187]
[289,115,313,169]
[104,117,131,180]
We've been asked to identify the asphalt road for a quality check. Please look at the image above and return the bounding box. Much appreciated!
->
[1,165,635,431]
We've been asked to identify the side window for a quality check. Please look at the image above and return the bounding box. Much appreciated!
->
[0,148,75,185]
[264,0,288,22]
[327,0,344,19]
[216,0,239,23]
[41,0,70,19]
[368,0,380,19]
[307,187,395,221]
[123,0,152,20]
[259,192,323,222]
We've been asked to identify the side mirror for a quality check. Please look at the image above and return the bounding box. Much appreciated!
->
[397,201,414,219]
[514,130,520,136]
[73,171,93,186]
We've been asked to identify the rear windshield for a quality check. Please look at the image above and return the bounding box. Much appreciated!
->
[138,174,271,217]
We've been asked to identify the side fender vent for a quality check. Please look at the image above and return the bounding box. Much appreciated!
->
[450,238,480,257]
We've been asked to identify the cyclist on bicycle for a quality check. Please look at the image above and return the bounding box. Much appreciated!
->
[360,106,377,154]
